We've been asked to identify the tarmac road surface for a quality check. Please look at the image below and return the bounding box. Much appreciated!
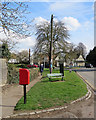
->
[78,70,96,119]
[78,71,95,90]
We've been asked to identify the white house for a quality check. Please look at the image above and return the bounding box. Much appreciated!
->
[75,55,85,67]
[8,59,19,63]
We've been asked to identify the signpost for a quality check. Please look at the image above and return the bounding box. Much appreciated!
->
[19,69,30,104]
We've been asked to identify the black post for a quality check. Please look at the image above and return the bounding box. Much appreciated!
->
[60,63,64,80]
[24,85,26,104]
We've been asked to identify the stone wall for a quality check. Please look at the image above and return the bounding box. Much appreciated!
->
[0,59,7,86]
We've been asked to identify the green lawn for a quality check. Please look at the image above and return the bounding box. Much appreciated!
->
[15,69,87,111]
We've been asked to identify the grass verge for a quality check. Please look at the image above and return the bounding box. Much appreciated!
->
[15,69,87,111]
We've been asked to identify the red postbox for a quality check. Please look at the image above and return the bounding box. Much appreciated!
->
[19,68,30,85]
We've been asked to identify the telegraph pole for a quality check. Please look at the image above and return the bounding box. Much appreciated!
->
[29,48,30,64]
[49,14,53,73]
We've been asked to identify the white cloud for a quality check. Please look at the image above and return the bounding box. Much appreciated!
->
[33,16,81,31]
[0,27,36,52]
[18,48,29,52]
[17,36,36,47]
[62,17,81,31]
[0,27,9,40]
[34,17,49,26]
[0,27,25,40]
[53,18,59,23]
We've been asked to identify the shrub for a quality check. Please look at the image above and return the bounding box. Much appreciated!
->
[29,68,39,82]
[7,64,39,84]
[16,64,28,68]
[7,64,19,84]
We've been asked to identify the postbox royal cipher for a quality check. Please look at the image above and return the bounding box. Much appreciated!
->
[19,69,30,85]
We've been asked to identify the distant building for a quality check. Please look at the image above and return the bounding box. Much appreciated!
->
[55,56,66,67]
[8,59,19,63]
[75,55,85,67]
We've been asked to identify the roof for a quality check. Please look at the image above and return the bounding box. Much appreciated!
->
[76,55,85,62]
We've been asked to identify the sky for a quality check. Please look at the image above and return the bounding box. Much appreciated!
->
[1,1,94,54]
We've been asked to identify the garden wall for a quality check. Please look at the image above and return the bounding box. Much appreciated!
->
[0,59,7,85]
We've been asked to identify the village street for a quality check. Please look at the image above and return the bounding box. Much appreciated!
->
[0,68,95,119]
[0,1,95,120]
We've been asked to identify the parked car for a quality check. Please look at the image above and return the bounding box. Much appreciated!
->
[85,63,93,68]
[33,64,38,68]
[27,64,38,68]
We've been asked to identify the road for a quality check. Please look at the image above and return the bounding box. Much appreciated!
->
[78,71,95,90]
[78,70,96,119]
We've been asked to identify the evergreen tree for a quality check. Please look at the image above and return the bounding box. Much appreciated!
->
[86,47,96,67]
[2,42,11,60]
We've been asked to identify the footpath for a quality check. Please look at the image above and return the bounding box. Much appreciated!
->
[0,74,95,119]
[1,75,41,119]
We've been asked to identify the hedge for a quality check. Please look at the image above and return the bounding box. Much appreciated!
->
[7,64,39,84]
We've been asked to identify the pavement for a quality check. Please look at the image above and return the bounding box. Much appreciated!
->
[0,75,41,119]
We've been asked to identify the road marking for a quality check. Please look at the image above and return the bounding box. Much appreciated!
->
[77,72,96,91]
[84,79,95,91]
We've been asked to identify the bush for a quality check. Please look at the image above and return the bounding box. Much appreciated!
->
[7,64,19,84]
[16,64,28,68]
[29,68,39,82]
[7,64,39,84]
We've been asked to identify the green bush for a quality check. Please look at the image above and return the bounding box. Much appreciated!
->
[7,64,39,84]
[16,64,28,68]
[29,68,39,82]
[7,64,19,84]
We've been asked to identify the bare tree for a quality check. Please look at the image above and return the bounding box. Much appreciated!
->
[0,2,31,37]
[33,20,70,66]
[16,50,29,63]
[0,2,32,49]
[75,42,87,58]
[57,41,78,64]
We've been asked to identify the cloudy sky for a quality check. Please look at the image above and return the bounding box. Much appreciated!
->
[1,1,94,53]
